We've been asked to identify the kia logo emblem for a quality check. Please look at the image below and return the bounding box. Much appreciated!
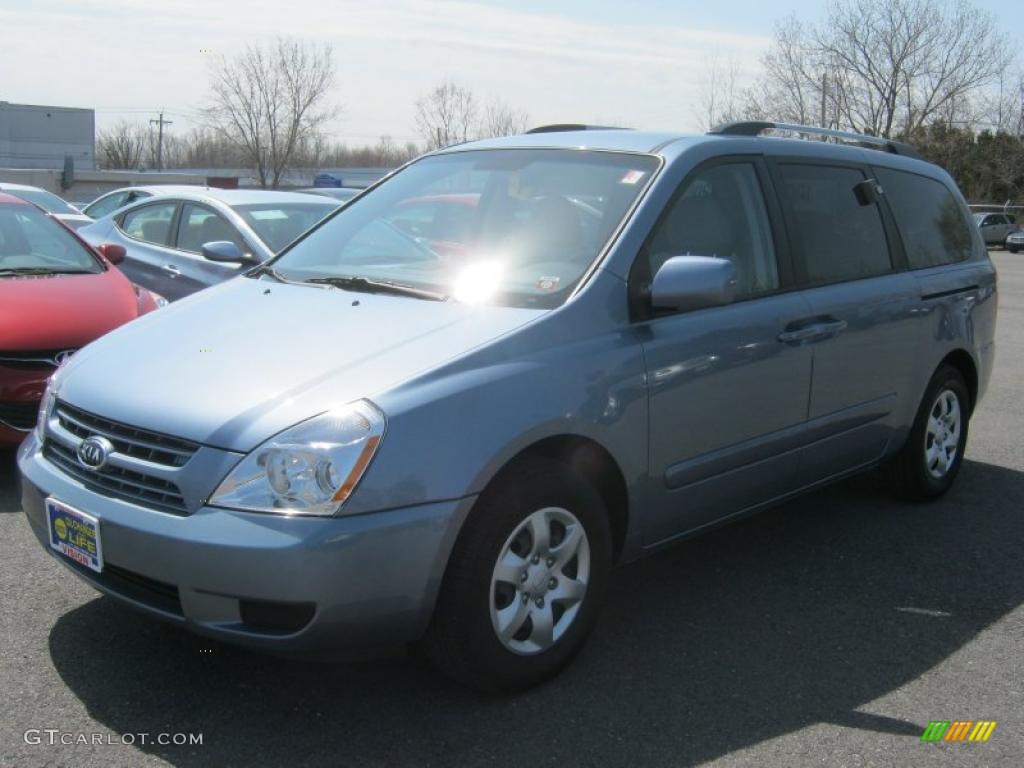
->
[77,436,114,470]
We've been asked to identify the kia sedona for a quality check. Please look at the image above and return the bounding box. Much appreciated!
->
[18,122,996,691]
[0,194,162,446]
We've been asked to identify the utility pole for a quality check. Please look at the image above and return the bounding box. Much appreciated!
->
[821,72,828,129]
[149,111,173,171]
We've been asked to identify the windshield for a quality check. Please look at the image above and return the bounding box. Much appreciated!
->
[267,149,659,308]
[235,202,338,253]
[5,188,80,215]
[0,205,102,274]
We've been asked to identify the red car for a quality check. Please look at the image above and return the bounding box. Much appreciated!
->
[0,193,161,446]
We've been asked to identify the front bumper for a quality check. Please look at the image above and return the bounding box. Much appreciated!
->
[18,435,474,652]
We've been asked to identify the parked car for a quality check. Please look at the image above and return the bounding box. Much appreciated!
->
[80,185,208,220]
[0,183,92,230]
[298,187,362,203]
[18,122,996,692]
[973,211,1018,246]
[0,193,162,446]
[1006,229,1024,253]
[76,189,338,300]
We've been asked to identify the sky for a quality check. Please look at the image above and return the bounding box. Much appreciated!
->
[0,0,1017,147]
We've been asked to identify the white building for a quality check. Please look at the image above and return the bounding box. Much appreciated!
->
[0,102,95,170]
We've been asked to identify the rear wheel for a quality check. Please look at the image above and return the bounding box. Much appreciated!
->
[885,364,970,500]
[422,457,612,692]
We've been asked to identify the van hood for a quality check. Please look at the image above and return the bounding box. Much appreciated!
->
[56,277,541,451]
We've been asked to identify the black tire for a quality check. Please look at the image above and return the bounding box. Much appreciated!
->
[422,456,613,693]
[885,364,970,501]
[1009,247,1020,254]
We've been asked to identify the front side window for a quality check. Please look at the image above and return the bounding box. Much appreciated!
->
[638,162,779,299]
[775,164,891,285]
[176,204,243,253]
[875,168,974,268]
[268,149,659,308]
[120,202,177,246]
[0,206,101,274]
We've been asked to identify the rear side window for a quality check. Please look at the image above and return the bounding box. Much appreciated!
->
[875,168,973,268]
[775,164,891,285]
[120,202,177,246]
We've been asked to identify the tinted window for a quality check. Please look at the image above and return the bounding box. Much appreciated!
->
[776,164,891,284]
[641,163,779,298]
[120,202,177,246]
[176,204,243,253]
[875,168,973,268]
[85,191,131,219]
[0,206,101,273]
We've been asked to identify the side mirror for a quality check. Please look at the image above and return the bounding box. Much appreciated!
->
[650,255,736,312]
[97,243,126,264]
[201,240,257,265]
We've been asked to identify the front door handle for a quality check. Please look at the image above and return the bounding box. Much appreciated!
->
[162,264,181,278]
[778,318,848,344]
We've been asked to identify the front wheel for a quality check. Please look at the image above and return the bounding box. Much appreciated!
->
[422,457,612,692]
[885,364,970,500]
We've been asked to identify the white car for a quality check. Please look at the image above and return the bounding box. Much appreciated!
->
[0,183,93,230]
[81,185,209,220]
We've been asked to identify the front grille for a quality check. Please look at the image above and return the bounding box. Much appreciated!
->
[44,400,199,515]
[44,441,189,514]
[0,400,38,430]
[0,349,75,370]
[55,401,198,467]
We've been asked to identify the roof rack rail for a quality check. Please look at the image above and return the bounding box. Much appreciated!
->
[525,124,629,134]
[708,120,922,160]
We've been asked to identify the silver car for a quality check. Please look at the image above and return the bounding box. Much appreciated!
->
[18,122,997,691]
[76,189,338,300]
[973,211,1017,246]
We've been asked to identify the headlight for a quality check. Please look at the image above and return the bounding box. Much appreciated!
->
[209,400,385,516]
[35,378,57,443]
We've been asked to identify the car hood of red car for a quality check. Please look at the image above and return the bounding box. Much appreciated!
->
[0,269,141,349]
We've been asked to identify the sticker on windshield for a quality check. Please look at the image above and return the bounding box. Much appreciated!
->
[620,169,646,185]
[535,276,560,292]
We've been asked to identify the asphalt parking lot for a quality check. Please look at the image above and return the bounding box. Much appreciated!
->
[1,251,1022,768]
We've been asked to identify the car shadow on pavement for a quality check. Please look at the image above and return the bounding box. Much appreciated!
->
[0,447,22,512]
[46,458,1024,767]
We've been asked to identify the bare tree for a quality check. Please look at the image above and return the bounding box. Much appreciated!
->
[414,81,478,150]
[747,0,1012,138]
[478,98,530,138]
[694,52,744,130]
[96,120,147,169]
[205,38,339,187]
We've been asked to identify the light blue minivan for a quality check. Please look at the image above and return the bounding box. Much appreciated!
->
[18,122,996,691]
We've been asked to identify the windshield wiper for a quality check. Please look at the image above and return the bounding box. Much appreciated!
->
[246,263,293,283]
[304,275,448,302]
[0,267,95,276]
